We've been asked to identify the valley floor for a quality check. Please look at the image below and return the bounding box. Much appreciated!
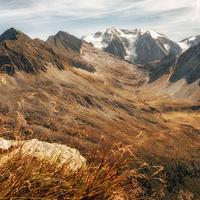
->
[0,41,199,199]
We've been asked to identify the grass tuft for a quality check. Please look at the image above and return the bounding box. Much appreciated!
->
[0,143,166,199]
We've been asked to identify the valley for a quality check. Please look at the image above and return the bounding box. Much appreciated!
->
[0,28,199,199]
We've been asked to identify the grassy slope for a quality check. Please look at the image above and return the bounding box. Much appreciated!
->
[0,43,199,198]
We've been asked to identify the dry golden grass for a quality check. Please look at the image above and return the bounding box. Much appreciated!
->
[161,111,200,130]
[0,111,199,199]
[178,190,195,200]
[0,142,167,200]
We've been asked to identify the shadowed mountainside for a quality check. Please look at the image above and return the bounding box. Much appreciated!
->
[0,28,95,75]
[142,42,200,101]
[170,43,200,84]
[144,42,200,85]
[47,31,82,53]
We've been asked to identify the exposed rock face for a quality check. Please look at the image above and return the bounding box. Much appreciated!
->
[104,35,127,59]
[0,28,66,74]
[0,138,86,170]
[0,28,95,75]
[0,138,15,150]
[134,33,180,65]
[142,43,200,101]
[0,28,25,42]
[170,43,200,84]
[83,27,181,65]
[47,31,95,73]
[179,35,200,52]
[47,31,82,53]
[143,42,200,85]
[144,54,177,83]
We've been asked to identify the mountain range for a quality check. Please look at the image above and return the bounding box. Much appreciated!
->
[83,27,200,65]
[0,27,200,198]
[178,35,200,51]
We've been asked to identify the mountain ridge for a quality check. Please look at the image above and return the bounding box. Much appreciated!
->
[178,35,200,52]
[83,27,182,65]
[0,28,95,75]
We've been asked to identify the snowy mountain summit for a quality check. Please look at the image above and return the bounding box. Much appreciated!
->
[83,27,181,65]
[178,35,200,52]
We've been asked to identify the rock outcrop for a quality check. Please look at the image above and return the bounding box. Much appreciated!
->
[179,35,200,52]
[0,138,86,170]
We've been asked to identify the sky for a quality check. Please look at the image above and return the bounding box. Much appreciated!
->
[0,0,199,41]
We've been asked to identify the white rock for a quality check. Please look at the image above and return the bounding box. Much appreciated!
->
[0,138,86,171]
[0,138,14,150]
[21,139,86,170]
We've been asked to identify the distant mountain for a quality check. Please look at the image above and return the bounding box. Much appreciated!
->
[144,42,200,85]
[178,35,200,52]
[47,31,95,72]
[0,28,28,42]
[83,27,181,65]
[0,28,64,75]
[0,28,95,75]
[144,54,177,83]
[170,42,200,84]
[142,40,200,101]
[47,31,82,53]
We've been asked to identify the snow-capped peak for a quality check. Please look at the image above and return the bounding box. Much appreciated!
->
[147,30,165,39]
[83,28,163,49]
[178,35,200,52]
[83,32,106,49]
[83,27,181,65]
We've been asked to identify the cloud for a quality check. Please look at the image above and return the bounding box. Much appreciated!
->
[0,0,199,40]
[193,0,200,21]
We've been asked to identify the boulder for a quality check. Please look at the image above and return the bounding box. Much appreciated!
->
[0,138,86,171]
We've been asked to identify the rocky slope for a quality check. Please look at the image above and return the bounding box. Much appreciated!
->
[170,43,200,84]
[144,54,177,83]
[0,28,65,74]
[142,42,200,101]
[47,31,82,53]
[83,27,181,65]
[144,42,200,85]
[47,31,95,72]
[179,35,200,52]
[0,28,95,75]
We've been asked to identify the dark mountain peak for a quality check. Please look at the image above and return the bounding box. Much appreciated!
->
[55,30,71,37]
[0,29,67,75]
[144,41,200,85]
[104,35,127,59]
[0,28,28,42]
[0,29,95,75]
[47,31,95,72]
[51,31,72,39]
[179,35,200,52]
[169,42,200,84]
[47,30,82,53]
[145,54,177,83]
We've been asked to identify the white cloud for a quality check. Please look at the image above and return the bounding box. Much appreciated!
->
[0,0,199,40]
[193,0,200,21]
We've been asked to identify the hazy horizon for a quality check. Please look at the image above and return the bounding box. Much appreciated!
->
[0,0,200,41]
